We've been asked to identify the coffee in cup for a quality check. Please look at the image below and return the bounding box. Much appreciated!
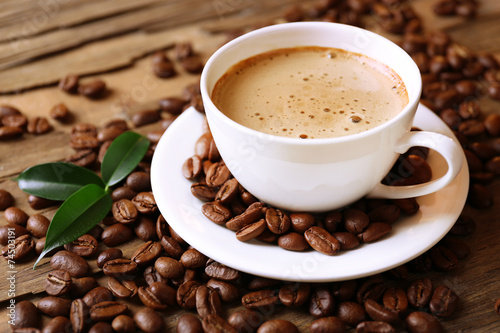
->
[211,46,409,139]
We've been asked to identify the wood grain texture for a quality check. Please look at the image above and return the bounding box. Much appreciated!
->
[0,0,500,332]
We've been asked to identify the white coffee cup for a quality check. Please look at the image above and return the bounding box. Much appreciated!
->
[200,22,463,212]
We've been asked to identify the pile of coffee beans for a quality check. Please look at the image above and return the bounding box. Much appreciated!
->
[151,42,205,79]
[184,129,431,256]
[433,0,478,18]
[0,104,53,140]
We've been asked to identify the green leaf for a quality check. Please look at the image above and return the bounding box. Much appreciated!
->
[34,184,112,268]
[101,131,150,187]
[15,162,105,201]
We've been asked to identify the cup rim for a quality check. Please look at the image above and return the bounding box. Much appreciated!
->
[200,22,422,145]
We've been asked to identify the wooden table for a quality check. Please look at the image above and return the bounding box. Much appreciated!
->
[1,0,499,331]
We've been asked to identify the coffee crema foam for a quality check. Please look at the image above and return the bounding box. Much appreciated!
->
[211,46,409,139]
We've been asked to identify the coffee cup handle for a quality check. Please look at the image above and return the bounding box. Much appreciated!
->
[366,131,464,199]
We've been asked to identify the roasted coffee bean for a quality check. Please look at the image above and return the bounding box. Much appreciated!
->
[90,301,127,322]
[430,245,458,271]
[382,287,408,315]
[226,202,263,231]
[236,219,267,242]
[459,119,485,137]
[215,178,240,204]
[495,298,500,316]
[202,314,237,333]
[101,223,133,247]
[206,278,239,303]
[26,214,50,238]
[440,108,461,129]
[364,299,401,326]
[180,248,208,268]
[143,265,169,286]
[343,208,369,233]
[357,278,386,304]
[78,79,107,99]
[201,201,232,224]
[131,241,162,266]
[227,309,262,333]
[429,285,458,317]
[83,287,114,308]
[27,196,55,210]
[265,208,290,234]
[304,226,340,255]
[111,187,137,201]
[358,223,392,243]
[51,250,89,277]
[97,126,123,142]
[126,171,151,192]
[64,234,98,257]
[155,256,185,279]
[71,277,99,298]
[72,123,97,136]
[107,277,138,299]
[356,321,395,333]
[332,232,360,250]
[449,214,476,236]
[0,223,28,246]
[486,156,500,175]
[205,162,231,187]
[484,114,500,136]
[277,232,309,251]
[0,126,23,140]
[247,277,280,290]
[440,236,470,259]
[103,259,138,278]
[309,316,346,333]
[322,211,341,233]
[133,216,156,242]
[151,281,176,306]
[368,205,400,224]
[332,280,357,302]
[138,285,168,310]
[405,311,443,333]
[181,55,204,73]
[97,248,123,268]
[205,259,241,281]
[0,104,21,117]
[336,301,366,327]
[158,236,183,260]
[4,207,29,226]
[183,155,203,180]
[155,214,169,239]
[191,183,217,202]
[169,225,186,245]
[134,308,165,333]
[131,109,161,127]
[88,322,113,333]
[177,280,203,309]
[2,114,28,128]
[27,117,52,134]
[257,319,298,333]
[70,299,89,333]
[152,57,176,78]
[176,313,203,333]
[289,212,316,233]
[58,74,79,93]
[407,278,432,308]
[2,234,35,261]
[131,192,157,215]
[37,296,72,317]
[45,269,72,296]
[70,134,100,149]
[159,97,187,115]
[111,315,136,333]
[393,198,420,216]
[408,253,433,273]
[196,284,223,318]
[42,316,72,333]
[11,300,39,329]
[242,290,279,311]
[65,149,97,168]
[279,282,310,307]
[240,189,258,206]
[195,132,212,159]
[112,199,138,224]
[309,286,335,317]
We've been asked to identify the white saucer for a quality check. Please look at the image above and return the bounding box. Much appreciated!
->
[151,105,469,282]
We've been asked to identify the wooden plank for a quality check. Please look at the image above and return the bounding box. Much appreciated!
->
[0,0,164,42]
[0,0,214,70]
